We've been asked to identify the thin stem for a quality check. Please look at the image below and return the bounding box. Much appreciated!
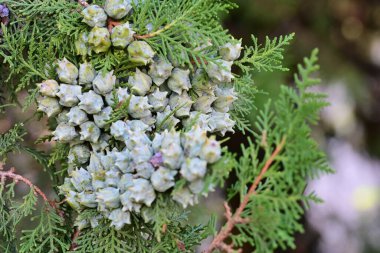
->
[134,23,174,39]
[70,229,80,251]
[0,165,50,203]
[204,137,286,253]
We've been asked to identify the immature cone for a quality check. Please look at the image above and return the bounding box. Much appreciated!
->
[68,145,91,165]
[40,53,236,229]
[93,71,116,95]
[57,109,70,124]
[88,27,111,53]
[67,106,88,126]
[180,158,207,182]
[97,187,121,209]
[75,32,90,56]
[148,58,174,85]
[114,150,131,173]
[208,112,235,136]
[94,106,113,128]
[167,68,191,94]
[79,62,97,85]
[189,179,205,194]
[56,58,79,84]
[156,106,180,130]
[70,168,92,192]
[214,86,237,113]
[169,91,194,118]
[120,191,141,212]
[183,112,211,132]
[206,59,234,83]
[128,41,155,65]
[81,5,107,27]
[200,138,222,163]
[37,80,59,97]
[78,90,104,114]
[135,162,155,179]
[130,145,153,164]
[191,68,211,88]
[78,192,97,208]
[53,123,78,143]
[111,22,135,48]
[124,130,151,149]
[79,121,101,143]
[37,97,61,117]
[91,134,111,152]
[105,168,120,187]
[129,68,152,96]
[148,88,168,112]
[56,84,82,107]
[172,187,198,208]
[182,126,208,158]
[128,95,152,118]
[108,208,131,229]
[219,41,243,61]
[151,167,176,192]
[158,130,184,169]
[193,92,216,114]
[128,178,156,207]
[65,190,81,209]
[110,120,128,141]
[104,0,132,20]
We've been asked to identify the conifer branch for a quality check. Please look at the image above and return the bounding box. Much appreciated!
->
[70,229,81,251]
[205,137,286,253]
[134,22,174,39]
[0,164,50,204]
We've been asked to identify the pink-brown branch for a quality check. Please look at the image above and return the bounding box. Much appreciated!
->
[204,137,286,253]
[78,0,89,7]
[0,166,50,202]
[70,229,81,251]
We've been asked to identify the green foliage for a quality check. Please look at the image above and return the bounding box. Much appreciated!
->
[20,206,70,253]
[0,24,52,98]
[0,0,331,252]
[105,93,132,125]
[0,184,36,253]
[236,33,294,73]
[231,34,294,133]
[73,204,213,253]
[132,0,236,69]
[0,124,26,160]
[47,143,70,185]
[202,148,236,194]
[0,124,57,183]
[0,0,82,98]
[226,49,332,252]
[231,74,259,134]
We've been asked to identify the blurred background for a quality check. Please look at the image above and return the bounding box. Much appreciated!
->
[1,0,380,252]
[224,0,380,252]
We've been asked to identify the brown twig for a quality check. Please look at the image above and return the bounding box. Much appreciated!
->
[176,239,186,252]
[107,19,121,33]
[70,229,81,251]
[78,0,89,7]
[204,137,286,253]
[0,164,50,203]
